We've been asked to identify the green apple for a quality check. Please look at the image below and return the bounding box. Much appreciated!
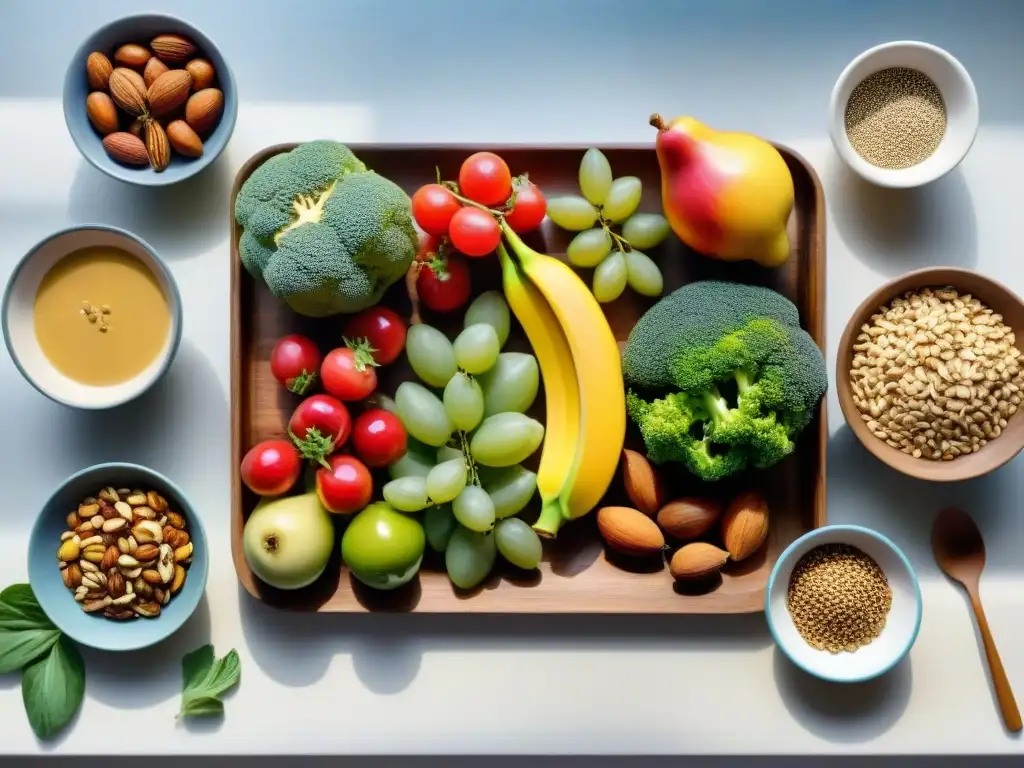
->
[342,501,425,590]
[243,491,335,590]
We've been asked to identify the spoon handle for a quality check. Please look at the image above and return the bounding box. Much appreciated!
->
[969,590,1023,732]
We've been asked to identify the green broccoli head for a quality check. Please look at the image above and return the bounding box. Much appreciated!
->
[235,141,416,317]
[622,280,827,482]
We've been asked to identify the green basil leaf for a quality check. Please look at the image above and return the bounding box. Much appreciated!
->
[178,645,240,719]
[181,644,214,692]
[180,696,224,718]
[21,636,85,740]
[0,628,61,674]
[0,585,54,631]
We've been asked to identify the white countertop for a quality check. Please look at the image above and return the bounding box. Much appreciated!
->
[2,0,1024,756]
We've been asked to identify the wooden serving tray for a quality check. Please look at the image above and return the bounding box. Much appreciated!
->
[230,143,826,614]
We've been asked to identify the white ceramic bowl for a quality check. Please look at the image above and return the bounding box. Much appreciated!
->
[2,225,182,409]
[829,41,978,188]
[765,525,922,683]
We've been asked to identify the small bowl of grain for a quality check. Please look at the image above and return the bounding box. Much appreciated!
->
[766,525,922,684]
[838,267,1024,482]
[829,40,978,188]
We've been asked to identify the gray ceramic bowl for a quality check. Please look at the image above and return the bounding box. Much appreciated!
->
[2,224,183,409]
[63,13,237,186]
[28,463,208,652]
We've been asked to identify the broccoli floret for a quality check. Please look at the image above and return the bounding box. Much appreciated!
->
[235,140,415,317]
[622,280,827,482]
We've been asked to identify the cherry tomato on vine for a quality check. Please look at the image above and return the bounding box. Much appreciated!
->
[240,440,302,497]
[504,181,547,234]
[448,207,500,257]
[459,152,512,206]
[270,334,321,395]
[416,254,472,313]
[316,454,373,515]
[411,183,462,236]
[288,394,351,465]
[351,409,408,468]
[343,307,407,366]
[321,341,379,401]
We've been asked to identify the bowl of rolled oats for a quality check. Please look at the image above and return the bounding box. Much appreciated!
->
[838,267,1024,481]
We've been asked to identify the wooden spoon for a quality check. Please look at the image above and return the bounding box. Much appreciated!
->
[932,506,1022,733]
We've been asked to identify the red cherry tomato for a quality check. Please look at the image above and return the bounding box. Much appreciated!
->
[459,152,512,206]
[316,454,373,515]
[270,334,321,395]
[448,207,500,257]
[288,394,351,465]
[411,184,462,236]
[416,232,441,263]
[321,341,379,401]
[343,307,407,366]
[351,409,408,468]
[416,254,471,313]
[240,440,302,497]
[504,181,547,234]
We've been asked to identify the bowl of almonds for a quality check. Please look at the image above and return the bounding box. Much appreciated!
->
[28,462,208,651]
[62,13,237,186]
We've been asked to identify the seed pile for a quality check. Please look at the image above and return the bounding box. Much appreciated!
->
[844,66,947,169]
[850,287,1023,461]
[787,543,892,653]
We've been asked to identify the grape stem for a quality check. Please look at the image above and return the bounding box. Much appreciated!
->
[602,223,632,253]
[456,430,481,487]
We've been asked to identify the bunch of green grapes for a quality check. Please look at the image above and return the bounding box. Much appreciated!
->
[383,291,545,589]
[546,147,671,303]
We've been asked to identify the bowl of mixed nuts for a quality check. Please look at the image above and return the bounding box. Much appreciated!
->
[62,13,237,186]
[28,462,207,651]
[838,267,1024,481]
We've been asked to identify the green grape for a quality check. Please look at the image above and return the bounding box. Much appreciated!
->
[395,381,452,447]
[387,442,435,480]
[405,324,457,388]
[624,250,664,297]
[445,525,497,590]
[464,291,511,348]
[426,457,468,504]
[382,476,430,512]
[484,465,538,519]
[546,195,600,231]
[478,352,540,416]
[424,504,457,553]
[443,372,485,432]
[566,228,612,268]
[452,485,496,532]
[453,324,500,375]
[495,517,543,570]
[470,413,545,467]
[593,251,628,303]
[621,212,670,250]
[436,445,463,464]
[602,177,642,223]
[578,147,613,207]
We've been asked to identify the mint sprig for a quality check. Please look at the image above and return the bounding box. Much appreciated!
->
[178,644,241,719]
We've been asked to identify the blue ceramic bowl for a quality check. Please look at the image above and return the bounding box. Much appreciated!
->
[28,463,208,652]
[765,524,922,684]
[63,13,237,186]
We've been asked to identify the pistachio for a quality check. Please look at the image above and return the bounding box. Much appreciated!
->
[173,542,193,563]
[78,502,100,518]
[114,501,134,521]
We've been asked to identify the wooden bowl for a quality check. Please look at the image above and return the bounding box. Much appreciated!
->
[837,267,1024,481]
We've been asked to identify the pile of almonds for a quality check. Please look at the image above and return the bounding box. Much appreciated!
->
[57,486,195,621]
[594,449,770,594]
[84,33,224,171]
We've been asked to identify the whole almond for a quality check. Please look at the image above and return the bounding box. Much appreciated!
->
[147,69,191,117]
[114,43,151,69]
[596,506,665,557]
[657,498,721,541]
[621,449,666,516]
[185,58,215,90]
[670,543,730,581]
[102,132,149,166]
[150,33,196,65]
[144,120,172,172]
[166,119,203,157]
[721,490,769,562]
[184,88,223,136]
[100,544,120,572]
[85,92,119,136]
[108,68,148,116]
[133,543,160,562]
[85,51,113,91]
[143,56,169,87]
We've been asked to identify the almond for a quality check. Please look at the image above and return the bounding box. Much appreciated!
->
[102,132,149,166]
[596,506,665,557]
[184,87,223,136]
[133,543,160,562]
[147,69,191,117]
[85,92,118,136]
[184,58,215,90]
[144,119,171,172]
[85,51,113,91]
[721,490,769,562]
[108,68,148,116]
[143,56,169,87]
[150,33,196,65]
[620,449,665,516]
[166,119,203,157]
[114,43,151,69]
[657,498,721,541]
[669,543,729,581]
[100,544,120,572]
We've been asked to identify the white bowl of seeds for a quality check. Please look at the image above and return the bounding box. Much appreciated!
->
[829,40,978,188]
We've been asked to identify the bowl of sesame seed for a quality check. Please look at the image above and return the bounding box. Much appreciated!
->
[829,40,978,188]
